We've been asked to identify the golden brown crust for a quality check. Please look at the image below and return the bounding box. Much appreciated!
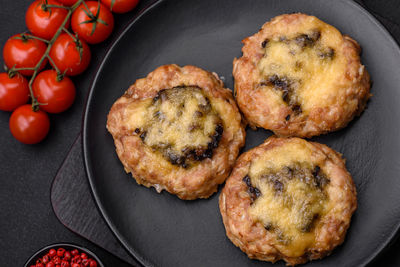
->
[233,13,371,137]
[219,137,357,265]
[107,64,246,200]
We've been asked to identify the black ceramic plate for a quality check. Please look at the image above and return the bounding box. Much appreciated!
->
[83,0,400,266]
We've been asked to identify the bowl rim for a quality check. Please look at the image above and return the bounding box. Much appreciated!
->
[24,242,105,267]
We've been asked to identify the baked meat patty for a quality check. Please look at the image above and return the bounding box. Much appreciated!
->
[107,64,245,200]
[219,137,357,265]
[233,13,371,137]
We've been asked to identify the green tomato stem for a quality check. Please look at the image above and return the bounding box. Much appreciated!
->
[62,27,78,42]
[45,4,71,10]
[24,34,51,44]
[46,55,61,75]
[11,67,36,71]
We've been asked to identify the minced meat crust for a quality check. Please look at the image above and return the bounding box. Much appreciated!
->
[219,137,357,265]
[107,64,246,200]
[233,13,371,138]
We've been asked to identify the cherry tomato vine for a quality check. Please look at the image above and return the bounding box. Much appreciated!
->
[1,0,140,144]
[8,0,85,111]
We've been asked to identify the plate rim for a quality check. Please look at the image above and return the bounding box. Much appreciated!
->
[82,0,400,266]
[83,1,165,265]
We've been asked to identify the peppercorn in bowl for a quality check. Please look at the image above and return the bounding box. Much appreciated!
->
[24,243,104,267]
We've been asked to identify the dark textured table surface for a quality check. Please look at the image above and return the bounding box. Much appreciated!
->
[1,0,399,266]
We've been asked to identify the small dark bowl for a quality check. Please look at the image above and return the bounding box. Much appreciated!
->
[24,243,105,267]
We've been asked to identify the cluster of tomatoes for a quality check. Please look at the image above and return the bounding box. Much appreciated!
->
[0,0,139,144]
[30,247,98,267]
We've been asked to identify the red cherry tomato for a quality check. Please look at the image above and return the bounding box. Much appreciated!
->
[3,34,48,76]
[9,104,50,144]
[49,33,91,76]
[57,0,79,6]
[0,72,30,111]
[32,70,76,113]
[71,1,114,44]
[26,0,70,40]
[101,0,139,13]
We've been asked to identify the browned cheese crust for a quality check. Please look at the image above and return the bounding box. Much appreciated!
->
[107,64,246,200]
[219,137,357,265]
[233,13,371,137]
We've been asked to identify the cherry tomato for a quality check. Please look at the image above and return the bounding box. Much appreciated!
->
[32,70,76,113]
[57,0,79,6]
[9,104,50,144]
[49,33,91,76]
[71,1,114,44]
[3,34,48,76]
[26,0,70,40]
[0,72,30,111]
[101,0,139,13]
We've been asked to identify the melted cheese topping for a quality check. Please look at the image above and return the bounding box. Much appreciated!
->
[248,141,329,257]
[258,22,347,114]
[123,86,223,167]
[249,141,313,176]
